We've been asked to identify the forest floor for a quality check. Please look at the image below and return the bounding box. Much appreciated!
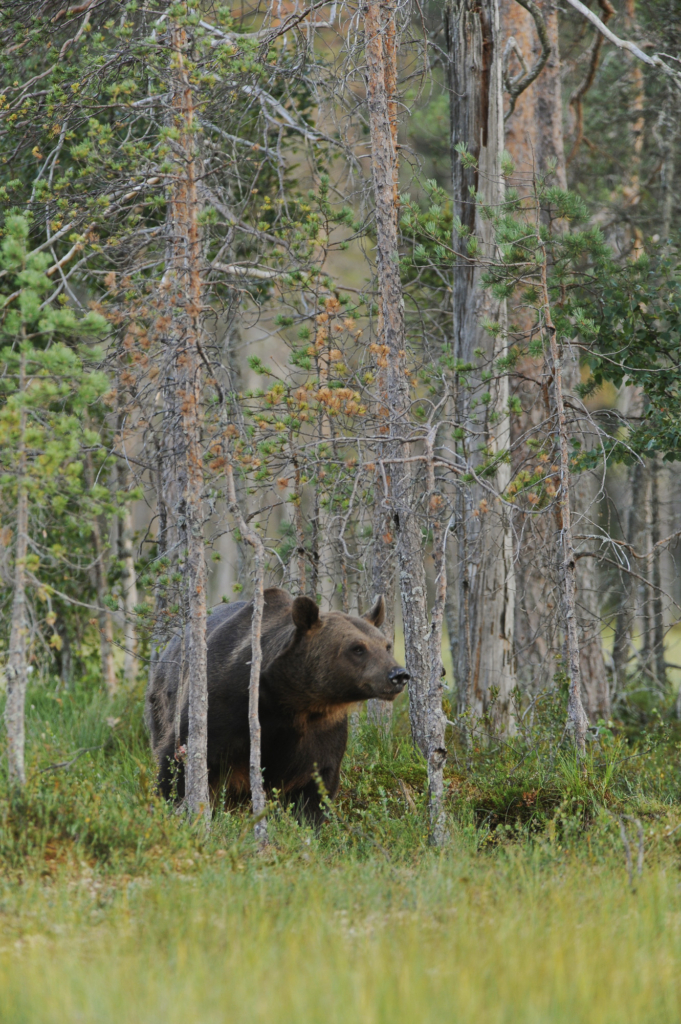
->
[1,683,681,1023]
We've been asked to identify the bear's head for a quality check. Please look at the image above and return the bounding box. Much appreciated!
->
[288,594,410,705]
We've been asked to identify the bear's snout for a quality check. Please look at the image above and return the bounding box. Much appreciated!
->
[387,665,410,690]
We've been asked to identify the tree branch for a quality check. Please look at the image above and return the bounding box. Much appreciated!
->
[504,0,552,123]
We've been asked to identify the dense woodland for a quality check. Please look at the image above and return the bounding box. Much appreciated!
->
[1,1,681,1020]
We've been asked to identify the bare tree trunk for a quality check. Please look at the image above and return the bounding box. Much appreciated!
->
[117,459,138,688]
[5,352,29,786]
[367,479,396,729]
[612,458,645,688]
[363,0,431,754]
[226,465,268,846]
[168,20,209,820]
[502,0,564,699]
[650,456,667,689]
[425,429,448,844]
[538,243,589,753]
[446,0,516,732]
[86,454,117,697]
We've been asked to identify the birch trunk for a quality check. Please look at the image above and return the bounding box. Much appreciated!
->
[5,353,29,786]
[226,465,268,846]
[446,0,516,731]
[363,0,431,754]
[168,20,209,820]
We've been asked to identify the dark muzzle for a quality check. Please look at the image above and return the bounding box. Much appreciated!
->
[388,666,410,689]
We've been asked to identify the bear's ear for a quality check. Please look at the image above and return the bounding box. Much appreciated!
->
[363,595,386,628]
[291,595,320,632]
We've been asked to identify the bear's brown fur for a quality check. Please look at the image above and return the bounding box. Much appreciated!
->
[146,588,409,822]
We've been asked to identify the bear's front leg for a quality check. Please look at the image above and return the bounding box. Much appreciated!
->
[294,763,340,827]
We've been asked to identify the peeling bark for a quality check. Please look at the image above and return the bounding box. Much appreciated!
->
[446,0,516,731]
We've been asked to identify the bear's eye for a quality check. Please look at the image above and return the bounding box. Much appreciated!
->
[351,644,366,656]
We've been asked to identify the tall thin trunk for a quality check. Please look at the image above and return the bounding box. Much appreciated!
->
[650,456,666,689]
[226,465,268,846]
[502,0,565,696]
[363,0,432,754]
[425,429,448,844]
[5,352,29,786]
[612,458,645,689]
[538,240,589,753]
[87,454,117,697]
[117,458,138,688]
[168,20,209,819]
[367,475,396,729]
[446,0,516,732]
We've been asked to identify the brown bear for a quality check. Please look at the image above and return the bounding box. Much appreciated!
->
[146,587,409,822]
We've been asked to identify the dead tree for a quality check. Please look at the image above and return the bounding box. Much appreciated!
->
[445,0,516,731]
[363,0,431,754]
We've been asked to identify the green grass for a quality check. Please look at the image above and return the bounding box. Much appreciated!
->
[1,681,681,1023]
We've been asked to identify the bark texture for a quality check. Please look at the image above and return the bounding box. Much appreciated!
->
[226,465,268,846]
[425,429,448,844]
[500,0,566,187]
[446,0,516,730]
[363,0,431,754]
[167,21,209,819]
[539,250,589,753]
[5,354,29,786]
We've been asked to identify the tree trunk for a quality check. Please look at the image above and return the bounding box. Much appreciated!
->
[168,19,209,820]
[425,429,448,844]
[117,458,138,688]
[538,246,589,753]
[367,474,396,730]
[446,0,516,732]
[5,353,29,786]
[500,0,566,187]
[363,0,432,754]
[612,458,645,690]
[86,454,117,697]
[650,456,667,689]
[226,465,268,846]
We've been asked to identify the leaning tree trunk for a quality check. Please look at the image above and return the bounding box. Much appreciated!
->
[167,19,209,819]
[363,0,433,757]
[446,0,516,732]
[5,353,29,786]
